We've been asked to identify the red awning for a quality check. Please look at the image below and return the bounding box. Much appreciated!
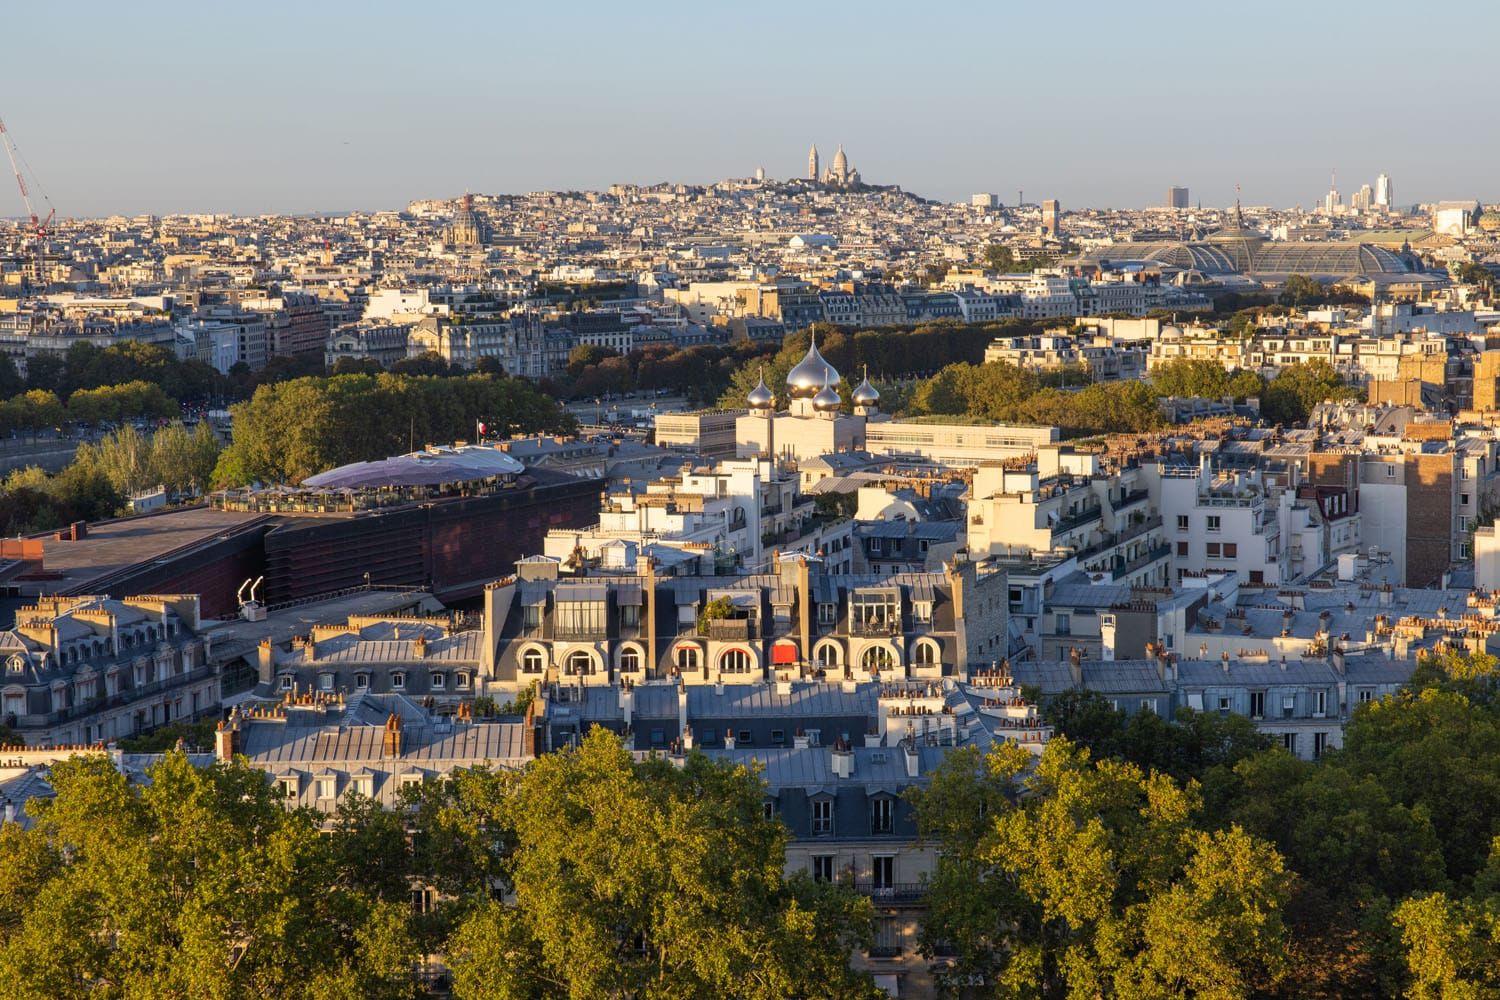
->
[772,642,799,665]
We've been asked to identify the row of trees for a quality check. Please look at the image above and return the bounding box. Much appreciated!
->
[905,361,1166,435]
[552,340,780,405]
[0,729,882,999]
[914,651,1500,997]
[718,321,1034,409]
[211,372,576,486]
[1151,357,1360,425]
[0,421,222,536]
[0,381,180,439]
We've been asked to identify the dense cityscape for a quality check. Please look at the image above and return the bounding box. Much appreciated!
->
[4,6,1500,996]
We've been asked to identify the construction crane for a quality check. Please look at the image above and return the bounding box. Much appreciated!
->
[0,115,56,289]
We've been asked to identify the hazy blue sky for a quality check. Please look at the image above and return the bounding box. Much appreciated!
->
[3,0,1493,217]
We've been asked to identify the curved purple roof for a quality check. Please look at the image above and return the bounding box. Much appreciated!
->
[301,445,526,489]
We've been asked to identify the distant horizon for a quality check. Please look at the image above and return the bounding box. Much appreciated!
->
[3,0,1496,217]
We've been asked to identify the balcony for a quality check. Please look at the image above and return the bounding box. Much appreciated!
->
[1112,542,1173,581]
[853,882,927,904]
[15,665,219,729]
[1053,505,1102,534]
[1110,488,1150,512]
[702,618,758,642]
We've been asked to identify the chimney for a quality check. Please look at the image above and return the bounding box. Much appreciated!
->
[831,739,854,779]
[723,729,735,750]
[1068,646,1083,687]
[794,728,810,749]
[214,716,239,762]
[677,679,688,740]
[1331,645,1346,675]
[797,555,812,679]
[1221,650,1231,675]
[644,557,658,679]
[413,635,427,658]
[902,739,920,778]
[1379,585,1392,607]
[682,726,695,751]
[257,638,275,685]
[619,682,633,728]
[383,713,404,759]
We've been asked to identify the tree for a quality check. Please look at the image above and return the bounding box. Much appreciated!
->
[446,727,880,999]
[1151,358,1232,399]
[0,752,417,998]
[984,244,1019,272]
[1261,359,1357,426]
[913,738,1290,998]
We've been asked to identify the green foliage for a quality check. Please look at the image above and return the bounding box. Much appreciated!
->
[0,752,418,999]
[115,718,219,753]
[1260,359,1360,425]
[906,360,1164,436]
[914,738,1290,998]
[445,727,880,999]
[0,461,124,536]
[212,372,576,485]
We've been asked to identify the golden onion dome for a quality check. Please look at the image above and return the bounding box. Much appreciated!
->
[746,369,774,409]
[812,369,842,411]
[786,332,841,398]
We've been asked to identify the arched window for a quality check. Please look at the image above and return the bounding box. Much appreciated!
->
[816,643,841,669]
[913,640,939,667]
[675,645,700,673]
[566,651,594,675]
[720,648,751,674]
[620,647,641,673]
[861,646,895,671]
[522,648,544,673]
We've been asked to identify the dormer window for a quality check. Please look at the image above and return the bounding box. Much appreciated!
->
[430,672,445,690]
[355,673,370,690]
[455,672,471,690]
[812,796,833,835]
[318,673,335,692]
[522,649,544,673]
[391,671,406,690]
[278,674,294,691]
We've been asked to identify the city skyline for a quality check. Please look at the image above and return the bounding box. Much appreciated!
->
[4,0,1497,217]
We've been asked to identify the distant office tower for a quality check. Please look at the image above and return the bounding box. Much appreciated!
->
[808,145,819,181]
[972,193,998,209]
[1353,183,1373,211]
[1376,173,1393,208]
[755,165,765,182]
[1041,198,1060,236]
[1167,186,1189,209]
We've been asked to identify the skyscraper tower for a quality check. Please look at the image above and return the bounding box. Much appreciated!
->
[808,145,819,182]
[1376,173,1392,208]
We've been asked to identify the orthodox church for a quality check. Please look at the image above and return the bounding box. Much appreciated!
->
[736,332,885,463]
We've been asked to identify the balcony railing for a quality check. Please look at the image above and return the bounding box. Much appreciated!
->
[702,619,757,642]
[1053,505,1102,534]
[853,882,928,904]
[16,665,219,729]
[1110,488,1150,512]
[1112,542,1173,581]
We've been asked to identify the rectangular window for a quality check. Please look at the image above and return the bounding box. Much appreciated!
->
[737,729,752,746]
[1206,542,1221,559]
[1206,515,1221,532]
[1357,688,1374,704]
[812,855,835,882]
[523,605,541,629]
[1223,542,1238,558]
[1176,541,1189,557]
[279,675,294,691]
[1283,732,1298,755]
[391,672,405,689]
[871,797,894,834]
[1315,690,1327,715]
[1176,515,1189,531]
[1313,732,1328,758]
[701,727,717,746]
[1461,493,1472,506]
[1249,691,1265,719]
[316,776,336,800]
[812,798,833,835]
[818,603,837,626]
[913,601,932,624]
[278,778,298,800]
[1386,465,1396,478]
[770,728,785,746]
[1282,695,1296,719]
[318,673,334,692]
[872,855,895,890]
[1055,613,1070,635]
[1218,696,1230,715]
[620,604,640,628]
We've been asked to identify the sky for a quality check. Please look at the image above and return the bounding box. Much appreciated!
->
[3,0,1496,218]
